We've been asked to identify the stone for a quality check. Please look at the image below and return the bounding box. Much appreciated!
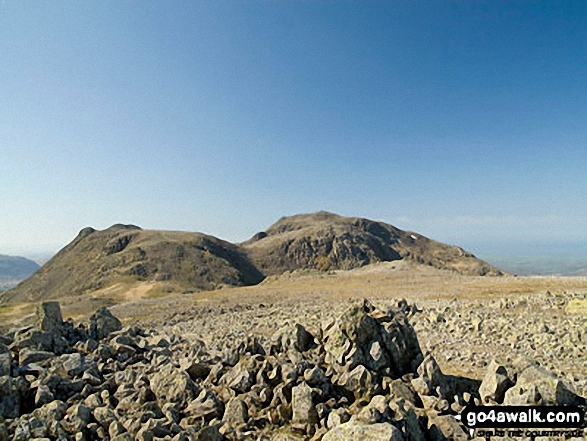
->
[327,408,351,429]
[323,300,422,377]
[339,364,374,399]
[0,346,11,376]
[35,399,67,421]
[414,354,450,398]
[183,361,210,381]
[12,329,54,352]
[58,353,96,378]
[322,420,404,441]
[0,375,21,419]
[478,360,514,404]
[222,361,255,394]
[35,384,54,407]
[185,389,224,421]
[93,406,117,429]
[36,302,64,336]
[427,413,468,441]
[292,382,317,426]
[503,365,582,405]
[19,349,55,366]
[388,379,421,407]
[223,397,249,427]
[150,363,199,408]
[89,307,122,340]
[196,425,224,441]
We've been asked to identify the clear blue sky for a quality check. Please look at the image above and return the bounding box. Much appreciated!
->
[1,1,586,258]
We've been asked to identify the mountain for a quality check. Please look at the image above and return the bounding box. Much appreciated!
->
[1,224,263,303]
[1,213,503,304]
[0,254,41,291]
[241,212,503,276]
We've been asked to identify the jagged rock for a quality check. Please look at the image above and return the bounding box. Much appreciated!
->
[93,406,117,429]
[183,361,210,381]
[222,360,255,393]
[338,364,374,399]
[327,408,351,429]
[57,353,96,378]
[223,397,249,427]
[185,389,224,421]
[388,379,422,407]
[478,360,514,404]
[34,384,54,407]
[0,423,8,441]
[271,323,315,353]
[503,365,583,405]
[150,364,199,408]
[388,399,425,441]
[292,382,317,427]
[412,354,450,398]
[2,297,585,440]
[196,425,224,440]
[19,348,55,366]
[89,307,122,340]
[12,329,54,352]
[427,413,468,440]
[0,375,22,418]
[36,302,64,336]
[323,300,422,377]
[0,343,11,376]
[322,420,404,440]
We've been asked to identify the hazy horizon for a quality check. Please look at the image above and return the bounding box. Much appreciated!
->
[2,2,586,266]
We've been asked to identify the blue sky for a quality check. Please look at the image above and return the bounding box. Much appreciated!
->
[1,1,586,259]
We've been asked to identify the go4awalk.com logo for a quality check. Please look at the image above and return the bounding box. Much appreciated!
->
[455,406,586,438]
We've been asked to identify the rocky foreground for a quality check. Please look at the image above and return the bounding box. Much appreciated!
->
[1,298,586,441]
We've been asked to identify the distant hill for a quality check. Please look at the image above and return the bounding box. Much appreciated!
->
[0,254,40,291]
[242,212,503,277]
[1,224,263,303]
[1,213,504,304]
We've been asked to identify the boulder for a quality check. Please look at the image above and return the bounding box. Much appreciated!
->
[412,354,450,398]
[150,363,199,408]
[338,364,374,399]
[323,300,422,377]
[0,375,22,419]
[12,329,54,352]
[36,301,64,336]
[271,323,315,354]
[18,348,55,366]
[222,360,255,394]
[89,307,122,340]
[57,353,96,378]
[427,413,468,440]
[0,343,11,376]
[478,360,514,404]
[223,397,249,427]
[503,365,583,405]
[322,420,404,441]
[292,382,317,426]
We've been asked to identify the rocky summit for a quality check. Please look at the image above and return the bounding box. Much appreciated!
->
[1,299,584,440]
[2,212,503,306]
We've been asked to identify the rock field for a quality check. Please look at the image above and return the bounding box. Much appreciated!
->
[1,290,586,440]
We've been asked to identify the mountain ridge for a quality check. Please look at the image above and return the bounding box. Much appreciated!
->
[1,212,504,304]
